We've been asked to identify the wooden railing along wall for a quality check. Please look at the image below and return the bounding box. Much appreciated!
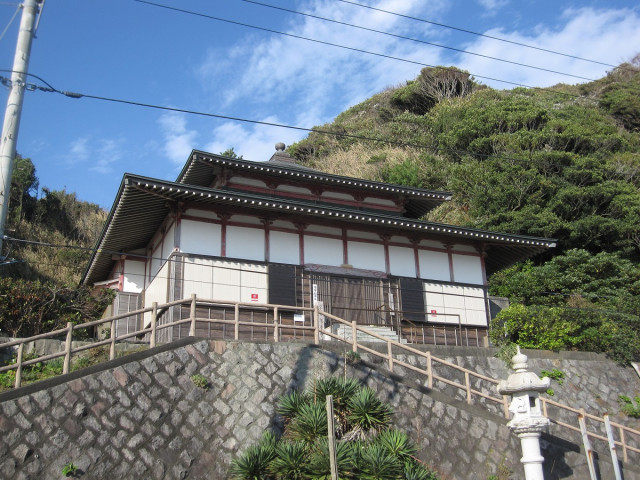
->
[0,295,638,464]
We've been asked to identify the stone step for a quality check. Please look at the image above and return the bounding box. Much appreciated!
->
[332,324,407,344]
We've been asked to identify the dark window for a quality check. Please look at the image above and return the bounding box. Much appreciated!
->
[269,263,297,306]
[399,277,425,323]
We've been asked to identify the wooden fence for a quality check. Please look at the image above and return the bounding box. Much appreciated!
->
[0,295,638,464]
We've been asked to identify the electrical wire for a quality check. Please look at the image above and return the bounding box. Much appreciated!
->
[335,0,619,69]
[0,70,609,170]
[238,0,595,82]
[131,0,586,94]
[0,2,19,43]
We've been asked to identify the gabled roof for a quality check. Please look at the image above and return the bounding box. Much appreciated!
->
[82,173,556,286]
[177,150,453,218]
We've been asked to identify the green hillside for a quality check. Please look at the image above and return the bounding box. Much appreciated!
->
[289,58,640,363]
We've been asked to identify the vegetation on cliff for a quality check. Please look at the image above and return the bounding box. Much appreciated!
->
[289,58,640,363]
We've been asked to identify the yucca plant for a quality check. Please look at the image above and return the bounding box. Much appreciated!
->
[269,441,308,479]
[306,438,354,479]
[230,432,277,480]
[376,429,417,462]
[310,377,361,437]
[232,377,439,480]
[352,442,402,480]
[277,390,311,423]
[287,401,328,444]
[403,460,439,480]
[346,387,392,440]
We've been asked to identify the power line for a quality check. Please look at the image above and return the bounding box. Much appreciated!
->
[239,0,595,82]
[132,0,585,94]
[0,2,20,43]
[335,0,618,69]
[0,70,606,169]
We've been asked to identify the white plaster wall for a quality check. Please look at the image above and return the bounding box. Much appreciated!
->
[163,224,175,258]
[346,230,380,241]
[143,261,170,325]
[122,260,145,293]
[418,250,450,282]
[212,260,241,301]
[226,225,265,261]
[452,254,483,285]
[183,258,215,299]
[180,219,222,257]
[389,245,416,277]
[347,241,386,271]
[424,282,488,326]
[184,208,218,220]
[304,235,343,266]
[270,231,300,264]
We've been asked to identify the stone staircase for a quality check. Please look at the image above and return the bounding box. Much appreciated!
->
[331,324,407,344]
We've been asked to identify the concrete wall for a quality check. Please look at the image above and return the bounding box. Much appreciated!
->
[1,340,639,480]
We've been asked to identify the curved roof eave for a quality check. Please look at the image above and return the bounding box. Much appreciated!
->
[82,174,556,285]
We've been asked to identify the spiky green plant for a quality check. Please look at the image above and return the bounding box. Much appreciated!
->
[403,460,439,480]
[269,441,308,479]
[310,377,360,408]
[277,390,311,422]
[229,432,277,480]
[232,377,439,480]
[352,443,402,480]
[376,429,417,461]
[306,438,354,479]
[288,401,328,444]
[346,387,392,439]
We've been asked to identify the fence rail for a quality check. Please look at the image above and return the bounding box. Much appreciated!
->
[1,295,638,464]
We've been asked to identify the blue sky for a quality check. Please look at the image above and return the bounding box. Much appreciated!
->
[1,0,639,208]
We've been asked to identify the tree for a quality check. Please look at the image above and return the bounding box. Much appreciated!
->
[220,148,243,159]
[8,154,38,225]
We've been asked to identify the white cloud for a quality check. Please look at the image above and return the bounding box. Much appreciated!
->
[197,0,449,126]
[66,137,90,165]
[158,112,198,165]
[203,115,308,163]
[61,136,124,174]
[91,139,124,175]
[458,7,640,88]
[476,0,508,11]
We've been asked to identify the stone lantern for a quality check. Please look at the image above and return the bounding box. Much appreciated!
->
[497,347,551,480]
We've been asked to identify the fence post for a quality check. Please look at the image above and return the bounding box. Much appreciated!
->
[273,307,279,342]
[619,426,628,463]
[387,341,393,371]
[234,303,240,340]
[189,294,197,337]
[578,409,597,480]
[63,322,73,375]
[465,371,471,404]
[426,351,433,389]
[110,318,117,360]
[604,414,623,480]
[313,305,319,345]
[326,395,339,480]
[15,343,24,389]
[502,395,510,418]
[150,302,158,348]
[351,321,358,353]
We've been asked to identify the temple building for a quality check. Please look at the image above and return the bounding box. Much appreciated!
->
[82,144,555,346]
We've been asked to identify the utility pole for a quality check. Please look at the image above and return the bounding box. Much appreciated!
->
[0,0,42,257]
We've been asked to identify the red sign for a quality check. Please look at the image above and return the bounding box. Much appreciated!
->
[251,293,259,302]
[430,309,438,317]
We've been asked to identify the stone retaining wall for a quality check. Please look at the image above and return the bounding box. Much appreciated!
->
[0,339,639,479]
